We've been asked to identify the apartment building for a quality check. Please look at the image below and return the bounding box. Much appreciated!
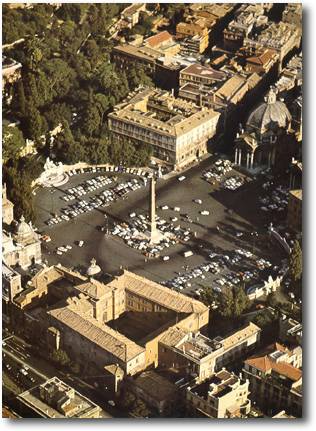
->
[186,369,251,418]
[108,87,220,169]
[158,322,261,383]
[243,344,302,417]
[17,377,102,418]
[179,63,227,87]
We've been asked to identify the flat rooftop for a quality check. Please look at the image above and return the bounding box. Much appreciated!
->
[189,369,240,400]
[17,377,101,418]
[176,332,223,360]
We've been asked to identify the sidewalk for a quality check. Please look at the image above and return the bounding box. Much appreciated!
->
[162,153,212,180]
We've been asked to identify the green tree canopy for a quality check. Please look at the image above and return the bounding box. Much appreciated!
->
[3,125,25,163]
[289,240,302,282]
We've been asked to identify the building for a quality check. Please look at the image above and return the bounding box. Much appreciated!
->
[224,12,256,50]
[2,183,14,225]
[176,22,209,54]
[143,31,180,57]
[243,344,302,417]
[282,3,302,28]
[275,54,302,95]
[234,87,293,171]
[120,3,146,29]
[279,317,302,346]
[158,322,261,383]
[242,47,279,74]
[2,262,22,325]
[2,215,42,269]
[186,369,251,418]
[179,63,227,87]
[287,189,302,232]
[112,33,181,89]
[129,370,180,416]
[14,265,209,376]
[17,377,103,418]
[108,88,220,169]
[2,56,21,86]
[112,43,160,78]
[223,3,269,51]
[244,22,301,72]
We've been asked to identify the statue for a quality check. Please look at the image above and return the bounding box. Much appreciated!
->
[44,157,56,172]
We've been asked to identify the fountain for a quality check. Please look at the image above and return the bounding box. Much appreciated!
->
[38,157,69,188]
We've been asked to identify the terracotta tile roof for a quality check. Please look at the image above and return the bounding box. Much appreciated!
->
[145,31,173,48]
[247,49,277,66]
[48,306,145,362]
[75,279,114,300]
[159,326,188,347]
[120,270,208,314]
[245,355,302,382]
[215,75,246,102]
[222,322,261,350]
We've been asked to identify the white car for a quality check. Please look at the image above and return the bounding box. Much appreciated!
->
[162,256,170,261]
[194,199,202,204]
[129,212,136,218]
[178,175,186,182]
[78,241,84,247]
[161,205,169,210]
[200,210,209,216]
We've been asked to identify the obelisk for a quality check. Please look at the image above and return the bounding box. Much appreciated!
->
[149,176,157,242]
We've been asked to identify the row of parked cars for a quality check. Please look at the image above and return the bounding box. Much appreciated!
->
[67,165,152,178]
[202,159,233,184]
[61,176,114,201]
[110,213,192,257]
[46,178,144,226]
[221,175,245,191]
[163,243,278,295]
[259,184,289,212]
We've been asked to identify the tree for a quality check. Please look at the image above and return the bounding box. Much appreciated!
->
[44,102,73,130]
[233,285,250,317]
[218,288,235,318]
[3,125,25,163]
[50,349,70,367]
[289,240,302,283]
[83,103,101,137]
[24,37,44,71]
[127,64,153,90]
[83,137,109,164]
[13,80,27,117]
[41,58,76,99]
[25,101,46,142]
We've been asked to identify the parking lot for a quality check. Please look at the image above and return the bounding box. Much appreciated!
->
[34,155,289,298]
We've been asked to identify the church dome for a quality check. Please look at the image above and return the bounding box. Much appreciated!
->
[87,258,101,277]
[16,215,33,240]
[246,88,291,135]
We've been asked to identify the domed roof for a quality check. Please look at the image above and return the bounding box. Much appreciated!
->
[246,88,291,135]
[87,258,101,277]
[16,215,33,239]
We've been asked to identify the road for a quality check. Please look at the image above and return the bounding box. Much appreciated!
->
[2,335,118,418]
